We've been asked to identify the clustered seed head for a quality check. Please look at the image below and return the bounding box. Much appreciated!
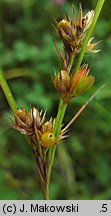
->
[10,108,57,148]
[10,107,68,148]
[53,65,95,103]
[55,4,94,57]
[52,4,99,102]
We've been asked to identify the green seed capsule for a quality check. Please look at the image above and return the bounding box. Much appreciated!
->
[41,132,56,148]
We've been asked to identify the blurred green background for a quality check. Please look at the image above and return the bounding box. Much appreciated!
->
[0,0,111,200]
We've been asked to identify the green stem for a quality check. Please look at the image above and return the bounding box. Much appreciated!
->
[74,0,105,73]
[52,98,63,135]
[47,101,67,187]
[54,102,67,137]
[47,56,74,187]
[0,70,17,113]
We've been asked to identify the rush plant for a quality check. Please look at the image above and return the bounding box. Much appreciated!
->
[0,0,105,199]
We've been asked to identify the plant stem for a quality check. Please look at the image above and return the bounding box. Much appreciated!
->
[47,100,67,186]
[47,0,105,199]
[41,179,49,200]
[74,0,105,73]
[53,98,67,137]
[67,53,75,73]
[52,98,63,135]
[47,73,73,190]
[0,70,17,113]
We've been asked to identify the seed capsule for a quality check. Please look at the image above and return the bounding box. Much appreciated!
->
[41,132,56,148]
[53,70,70,100]
[15,109,27,123]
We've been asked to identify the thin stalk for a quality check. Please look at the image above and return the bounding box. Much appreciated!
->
[40,176,49,200]
[54,103,67,137]
[47,102,67,186]
[67,53,75,73]
[74,0,105,73]
[53,98,67,136]
[47,63,74,188]
[35,158,49,200]
[0,70,17,113]
[42,185,49,200]
[52,98,63,135]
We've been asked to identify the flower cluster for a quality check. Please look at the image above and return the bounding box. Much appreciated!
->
[57,6,93,52]
[54,4,99,68]
[10,4,97,147]
[53,64,95,103]
[10,107,66,148]
[52,4,100,102]
[10,108,56,147]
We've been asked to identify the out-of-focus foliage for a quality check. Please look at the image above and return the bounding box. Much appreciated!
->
[0,0,111,200]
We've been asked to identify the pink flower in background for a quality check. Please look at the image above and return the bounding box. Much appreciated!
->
[52,0,66,6]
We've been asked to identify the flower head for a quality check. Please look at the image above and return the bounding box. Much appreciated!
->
[10,106,70,148]
[55,4,94,56]
[52,65,95,103]
[10,107,58,148]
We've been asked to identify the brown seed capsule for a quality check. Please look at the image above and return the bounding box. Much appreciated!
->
[53,70,70,99]
[10,108,33,135]
[26,109,33,128]
[15,109,27,124]
[58,20,73,41]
